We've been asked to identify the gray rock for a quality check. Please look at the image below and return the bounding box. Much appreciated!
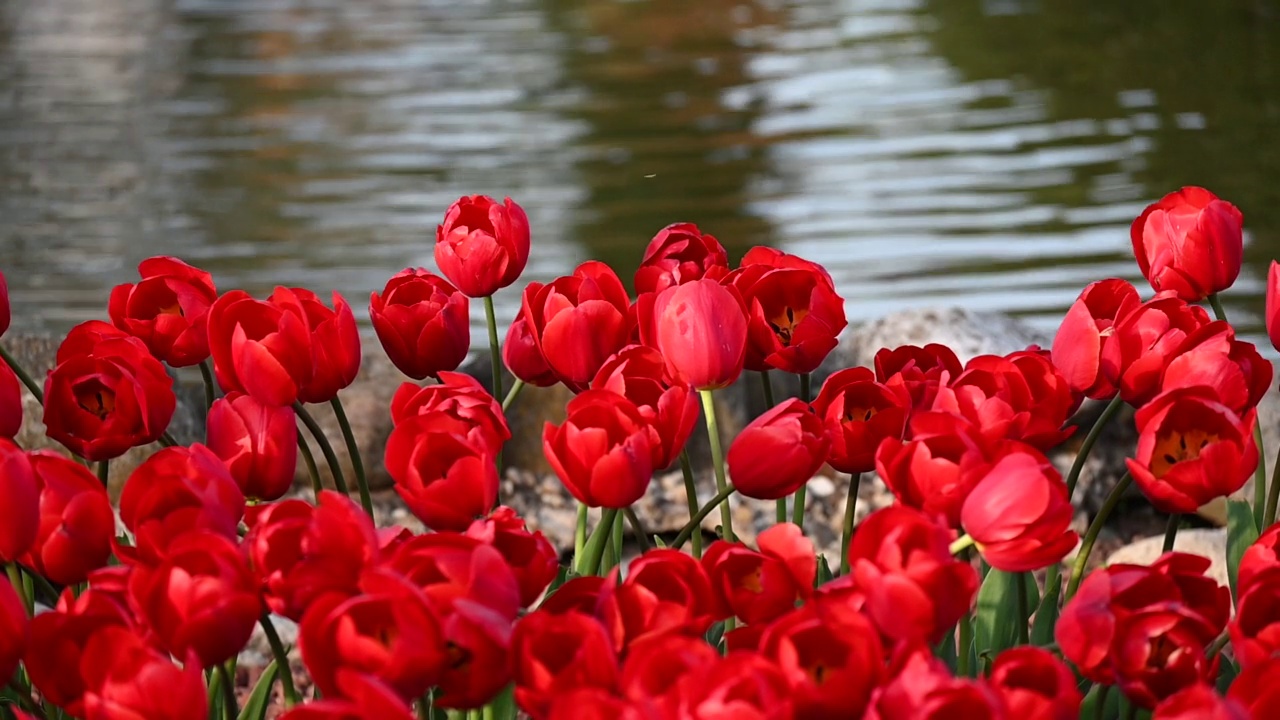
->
[1105,528,1228,590]
[843,307,1050,369]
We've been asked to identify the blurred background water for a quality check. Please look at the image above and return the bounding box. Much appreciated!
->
[1,0,1278,347]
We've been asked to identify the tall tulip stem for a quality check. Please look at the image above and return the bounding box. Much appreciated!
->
[96,459,109,489]
[672,483,738,551]
[259,613,299,707]
[0,343,43,402]
[329,396,373,516]
[573,502,588,569]
[678,451,703,559]
[296,430,322,498]
[215,663,237,720]
[1264,444,1280,528]
[293,402,349,497]
[198,359,217,414]
[501,379,525,413]
[625,508,651,553]
[1015,571,1030,646]
[1208,293,1267,526]
[699,390,735,543]
[577,508,620,577]
[1162,513,1180,553]
[790,373,812,529]
[840,473,862,575]
[1066,473,1134,599]
[483,296,504,402]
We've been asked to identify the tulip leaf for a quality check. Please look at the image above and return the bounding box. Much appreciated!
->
[207,666,224,720]
[1217,655,1239,694]
[236,660,278,720]
[1227,499,1259,602]
[933,628,958,673]
[1031,573,1061,647]
[815,555,834,588]
[653,536,668,549]
[973,569,1038,661]
[705,620,726,650]
[482,684,517,720]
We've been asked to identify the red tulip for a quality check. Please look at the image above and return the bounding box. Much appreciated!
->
[875,413,994,527]
[726,399,829,501]
[638,277,749,390]
[1268,261,1280,354]
[1052,278,1141,399]
[384,532,522,624]
[22,451,114,584]
[291,288,361,403]
[590,344,699,469]
[547,689,646,720]
[43,324,176,461]
[465,507,559,608]
[960,448,1078,572]
[675,652,796,720]
[1131,186,1243,301]
[79,627,207,720]
[701,523,815,625]
[0,440,37,563]
[1228,657,1280,717]
[278,671,417,720]
[728,257,847,374]
[537,575,608,616]
[207,288,313,407]
[206,391,298,501]
[1115,607,1217,708]
[1154,685,1248,720]
[830,505,978,645]
[521,262,633,391]
[874,343,962,410]
[504,314,558,387]
[1,358,22,439]
[384,411,498,531]
[598,549,716,652]
[107,256,218,367]
[989,647,1082,720]
[811,367,911,474]
[433,599,515,709]
[1126,385,1258,514]
[26,581,136,715]
[117,444,246,564]
[127,531,259,668]
[435,195,531,298]
[634,222,729,295]
[1099,292,1212,406]
[1229,566,1280,668]
[0,270,8,338]
[370,268,470,380]
[932,352,1077,451]
[244,492,379,621]
[0,577,25,687]
[1240,522,1280,593]
[866,650,1004,720]
[620,634,720,712]
[1160,321,1272,415]
[512,610,620,719]
[740,245,835,283]
[543,389,654,508]
[389,372,510,455]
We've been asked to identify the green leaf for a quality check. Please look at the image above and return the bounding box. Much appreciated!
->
[1031,573,1061,647]
[705,620,726,649]
[236,660,278,720]
[1227,499,1260,602]
[815,555,833,588]
[653,536,667,549]
[933,627,958,673]
[1217,655,1240,695]
[207,665,224,719]
[485,684,517,720]
[974,569,1038,661]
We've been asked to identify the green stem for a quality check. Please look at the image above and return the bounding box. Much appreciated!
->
[296,430,322,499]
[678,451,703,559]
[293,402,349,496]
[789,373,812,529]
[1264,443,1280,528]
[1162,513,1180,553]
[501,379,525,413]
[1207,293,1266,526]
[602,514,620,573]
[215,663,237,720]
[159,431,179,447]
[259,613,299,707]
[577,509,620,577]
[1207,293,1228,321]
[573,502,588,569]
[198,359,217,414]
[483,296,504,403]
[483,705,495,720]
[699,390,735,543]
[624,508,651,553]
[672,483,737,551]
[96,459,109,489]
[957,611,973,677]
[1066,473,1134,599]
[840,473,862,576]
[949,534,975,555]
[329,397,372,516]
[1016,571,1030,646]
[0,343,43,402]
[1065,394,1126,501]
[5,563,31,615]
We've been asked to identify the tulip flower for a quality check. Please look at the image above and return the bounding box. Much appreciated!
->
[22,451,114,584]
[43,325,176,461]
[932,352,1077,451]
[385,411,499,531]
[728,257,847,374]
[512,611,620,719]
[434,195,531,298]
[1160,321,1271,415]
[676,653,795,720]
[1268,261,1280,354]
[1131,186,1244,302]
[389,372,510,456]
[0,576,26,686]
[503,315,558,387]
[370,268,470,380]
[80,627,207,720]
[0,360,19,439]
[1126,386,1258,514]
[465,507,559,609]
[520,262,633,391]
[598,549,716,652]
[207,288,313,407]
[1230,567,1280,668]
[960,449,1079,572]
[638,277,749,390]
[1228,658,1280,716]
[206,391,298,501]
[1240,522,1280,592]
[1100,292,1212,406]
[619,634,719,707]
[866,650,1004,719]
[701,523,816,625]
[291,288,361,404]
[0,439,37,563]
[384,533,522,624]
[989,646,1083,720]
[537,576,608,617]
[874,343,962,410]
[26,581,137,715]
[433,600,515,709]
[543,389,655,508]
[279,671,418,720]
[875,413,993,527]
[107,256,218,367]
[1154,685,1248,720]
[633,222,729,295]
[1052,278,1141,399]
[591,344,699,469]
[1115,608,1218,708]
[811,367,911,474]
[726,399,829,500]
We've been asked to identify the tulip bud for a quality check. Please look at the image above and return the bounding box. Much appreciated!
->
[1131,186,1243,302]
[543,390,654,509]
[633,223,729,295]
[726,399,829,501]
[960,449,1079,572]
[435,195,531,298]
[370,268,470,380]
[206,391,298,501]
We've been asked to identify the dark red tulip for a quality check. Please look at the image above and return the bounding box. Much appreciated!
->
[634,222,730,295]
[1051,278,1141,399]
[1160,321,1272,415]
[1131,186,1243,301]
[465,507,559,608]
[384,411,498,531]
[1126,385,1258,514]
[866,650,1004,720]
[638,277,749,390]
[291,288,361,403]
[728,255,847,374]
[504,314,558,387]
[370,268,470,380]
[620,634,720,713]
[22,451,114,585]
[1154,685,1248,720]
[207,288,313,407]
[26,580,137,715]
[598,549,716,652]
[521,261,632,391]
[0,360,19,439]
[591,344,699,469]
[1229,566,1280,668]
[79,627,206,720]
[43,324,176,461]
[206,391,298,501]
[435,195,531,298]
[1268,261,1280,354]
[989,646,1082,720]
[127,531,259,668]
[875,413,994,527]
[0,576,25,688]
[543,389,654,508]
[1228,657,1280,717]
[432,599,515,709]
[874,343,962,410]
[0,440,37,564]
[1099,292,1212,406]
[278,671,417,720]
[811,367,911,474]
[389,372,510,456]
[107,256,218,367]
[961,449,1078,572]
[512,610,620,720]
[676,652,795,720]
[726,399,829,501]
[701,523,815,625]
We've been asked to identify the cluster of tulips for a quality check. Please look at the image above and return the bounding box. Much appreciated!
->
[2,186,1280,719]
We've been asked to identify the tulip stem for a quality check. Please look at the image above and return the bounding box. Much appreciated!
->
[1015,571,1030,646]
[678,451,703,559]
[293,402,349,497]
[1066,473,1134,600]
[1264,445,1280,528]
[483,296,504,403]
[577,508,619,577]
[5,563,31,615]
[949,534,975,555]
[699,390,735,543]
[672,483,737,551]
[760,372,788,525]
[96,459,109,489]
[840,473,862,576]
[788,373,812,530]
[215,662,237,720]
[259,613,299,707]
[0,343,43,403]
[624,508,651,553]
[198,358,217,414]
[159,431,179,447]
[330,396,373,516]
[573,502,588,569]
[296,430,322,499]
[1208,293,1268,527]
[1162,513,1180,553]
[500,379,525,413]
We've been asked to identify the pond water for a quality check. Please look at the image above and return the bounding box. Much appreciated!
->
[2,0,1278,348]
